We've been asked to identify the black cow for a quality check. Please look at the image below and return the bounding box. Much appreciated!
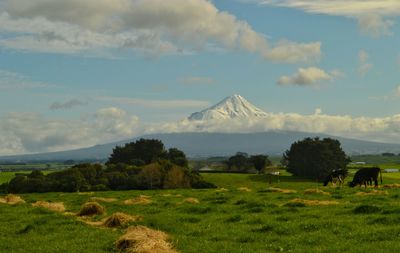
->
[349,167,382,188]
[323,169,347,186]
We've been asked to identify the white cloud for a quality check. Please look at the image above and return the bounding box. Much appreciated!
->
[278,67,341,86]
[145,112,400,144]
[358,14,393,37]
[0,0,321,62]
[259,0,400,16]
[0,107,140,155]
[0,69,50,90]
[358,50,373,76]
[259,0,399,37]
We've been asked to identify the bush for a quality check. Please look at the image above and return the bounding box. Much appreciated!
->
[283,137,350,180]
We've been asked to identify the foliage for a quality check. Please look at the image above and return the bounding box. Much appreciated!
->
[226,152,272,173]
[106,139,189,167]
[283,137,350,180]
[2,161,214,193]
[250,155,272,173]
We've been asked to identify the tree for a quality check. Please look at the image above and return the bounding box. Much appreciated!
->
[283,137,350,180]
[167,148,188,167]
[107,139,167,165]
[227,152,250,171]
[250,155,272,173]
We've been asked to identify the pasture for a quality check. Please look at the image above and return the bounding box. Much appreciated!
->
[2,172,400,253]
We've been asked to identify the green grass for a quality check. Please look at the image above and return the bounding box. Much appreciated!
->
[2,173,400,252]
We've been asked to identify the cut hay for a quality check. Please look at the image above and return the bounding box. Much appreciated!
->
[103,212,142,228]
[180,198,200,204]
[382,184,400,189]
[267,187,297,194]
[77,202,105,216]
[90,197,118,203]
[288,198,339,206]
[237,187,252,192]
[355,190,389,196]
[304,189,330,196]
[116,225,177,253]
[216,188,229,192]
[124,195,152,205]
[32,201,65,212]
[0,194,25,205]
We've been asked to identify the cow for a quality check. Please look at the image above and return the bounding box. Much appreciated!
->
[349,167,382,188]
[323,169,347,186]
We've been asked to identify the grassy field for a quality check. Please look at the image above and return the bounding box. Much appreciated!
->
[1,172,400,253]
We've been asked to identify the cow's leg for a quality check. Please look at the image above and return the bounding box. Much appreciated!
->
[374,178,378,187]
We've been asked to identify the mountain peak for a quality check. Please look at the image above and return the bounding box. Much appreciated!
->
[188,94,267,120]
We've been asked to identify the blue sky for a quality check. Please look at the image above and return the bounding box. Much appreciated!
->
[0,0,400,154]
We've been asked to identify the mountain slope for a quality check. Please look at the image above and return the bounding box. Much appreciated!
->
[188,94,267,120]
[2,132,400,162]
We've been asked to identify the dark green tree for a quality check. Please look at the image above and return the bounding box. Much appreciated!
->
[227,152,250,171]
[283,137,350,180]
[107,139,167,165]
[250,155,272,173]
[167,148,188,167]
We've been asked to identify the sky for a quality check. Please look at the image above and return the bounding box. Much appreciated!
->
[0,0,400,155]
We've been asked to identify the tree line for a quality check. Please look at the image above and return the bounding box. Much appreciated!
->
[0,139,215,193]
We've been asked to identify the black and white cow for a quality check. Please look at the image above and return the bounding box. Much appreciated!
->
[323,169,347,186]
[349,167,382,188]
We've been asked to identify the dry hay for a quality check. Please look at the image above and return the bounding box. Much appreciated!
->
[382,184,400,189]
[90,197,118,203]
[215,188,229,192]
[355,190,389,196]
[180,198,200,204]
[32,201,65,212]
[267,187,297,194]
[237,187,252,192]
[0,194,25,205]
[304,188,331,196]
[124,195,152,205]
[83,212,142,228]
[103,212,142,228]
[77,202,105,216]
[116,225,177,253]
[289,198,339,206]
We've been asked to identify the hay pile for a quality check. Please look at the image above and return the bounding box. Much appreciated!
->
[32,201,65,212]
[267,187,297,194]
[382,184,400,189]
[355,190,388,196]
[237,187,252,192]
[216,188,229,192]
[103,213,142,228]
[180,198,200,204]
[0,194,25,205]
[77,202,105,216]
[90,197,118,203]
[124,195,152,205]
[304,189,330,196]
[116,225,176,253]
[288,198,339,206]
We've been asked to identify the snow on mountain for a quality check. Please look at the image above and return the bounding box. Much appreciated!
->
[188,94,268,120]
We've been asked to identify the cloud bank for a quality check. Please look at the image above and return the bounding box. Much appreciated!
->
[0,0,321,62]
[4,107,400,155]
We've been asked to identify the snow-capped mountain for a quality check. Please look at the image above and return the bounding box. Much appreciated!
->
[188,94,268,120]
